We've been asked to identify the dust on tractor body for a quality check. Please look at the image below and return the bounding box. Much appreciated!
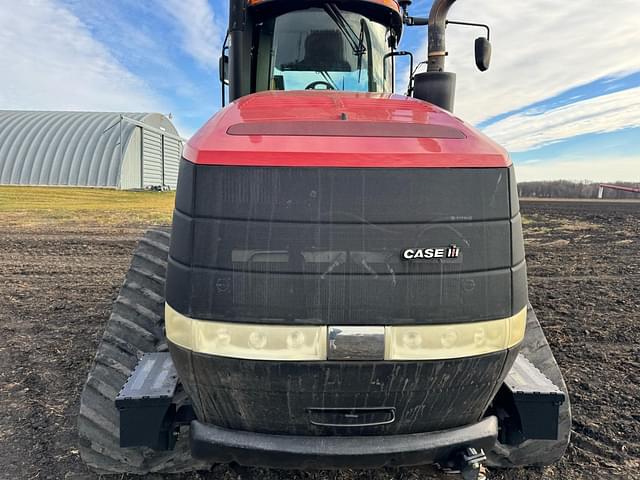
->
[79,0,571,477]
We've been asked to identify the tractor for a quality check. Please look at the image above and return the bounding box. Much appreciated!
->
[79,0,571,478]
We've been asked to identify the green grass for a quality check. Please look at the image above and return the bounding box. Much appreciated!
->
[0,186,175,227]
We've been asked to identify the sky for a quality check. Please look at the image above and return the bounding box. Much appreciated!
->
[0,0,639,182]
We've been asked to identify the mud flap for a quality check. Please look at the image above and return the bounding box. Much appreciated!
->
[488,304,572,467]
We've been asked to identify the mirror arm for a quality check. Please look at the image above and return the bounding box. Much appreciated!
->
[446,20,490,41]
[404,16,428,26]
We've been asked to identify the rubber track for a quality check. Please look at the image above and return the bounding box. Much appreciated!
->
[78,228,207,474]
[487,303,572,467]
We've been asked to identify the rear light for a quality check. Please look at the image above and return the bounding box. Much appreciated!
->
[166,304,526,361]
[166,304,327,361]
[385,308,527,360]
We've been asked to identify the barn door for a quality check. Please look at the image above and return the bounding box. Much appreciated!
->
[142,130,163,188]
[163,137,181,189]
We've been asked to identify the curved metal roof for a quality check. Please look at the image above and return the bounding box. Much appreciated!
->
[0,111,177,187]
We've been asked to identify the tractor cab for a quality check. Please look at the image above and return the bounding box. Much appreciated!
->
[223,0,403,101]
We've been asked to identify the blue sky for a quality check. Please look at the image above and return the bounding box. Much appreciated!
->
[0,0,639,181]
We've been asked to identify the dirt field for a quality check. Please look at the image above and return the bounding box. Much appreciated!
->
[0,194,638,480]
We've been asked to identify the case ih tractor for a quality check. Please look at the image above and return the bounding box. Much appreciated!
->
[79,0,571,478]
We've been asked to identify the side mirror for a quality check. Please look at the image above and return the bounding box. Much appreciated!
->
[474,37,491,72]
[219,54,229,85]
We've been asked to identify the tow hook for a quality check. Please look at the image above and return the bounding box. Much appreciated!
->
[439,447,488,480]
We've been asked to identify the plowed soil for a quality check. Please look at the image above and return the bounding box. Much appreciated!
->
[0,199,638,480]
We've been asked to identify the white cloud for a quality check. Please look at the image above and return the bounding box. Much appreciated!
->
[515,156,640,183]
[159,0,225,70]
[0,0,163,112]
[412,1,640,125]
[482,87,640,151]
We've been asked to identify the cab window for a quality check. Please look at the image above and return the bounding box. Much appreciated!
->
[255,7,393,93]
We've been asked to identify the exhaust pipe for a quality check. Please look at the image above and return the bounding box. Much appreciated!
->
[413,0,457,111]
[427,0,456,72]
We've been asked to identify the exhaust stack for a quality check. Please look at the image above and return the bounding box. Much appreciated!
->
[412,0,457,111]
[427,0,456,72]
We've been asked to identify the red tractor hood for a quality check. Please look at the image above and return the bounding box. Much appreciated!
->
[184,91,510,168]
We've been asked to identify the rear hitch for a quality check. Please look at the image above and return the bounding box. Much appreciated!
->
[439,447,487,480]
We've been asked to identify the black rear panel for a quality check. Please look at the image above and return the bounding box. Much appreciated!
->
[167,158,526,436]
[167,159,526,325]
[170,342,517,436]
[174,159,512,222]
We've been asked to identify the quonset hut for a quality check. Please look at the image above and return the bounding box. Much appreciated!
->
[0,111,183,189]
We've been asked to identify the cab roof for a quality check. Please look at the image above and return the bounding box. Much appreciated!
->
[248,0,401,14]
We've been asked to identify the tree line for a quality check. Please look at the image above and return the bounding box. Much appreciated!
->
[517,181,640,199]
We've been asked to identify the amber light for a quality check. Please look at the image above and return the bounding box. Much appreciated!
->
[384,307,527,361]
[166,304,327,361]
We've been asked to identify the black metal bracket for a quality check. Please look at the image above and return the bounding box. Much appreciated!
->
[384,50,414,95]
[115,352,193,451]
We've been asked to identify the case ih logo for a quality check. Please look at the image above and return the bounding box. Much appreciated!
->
[402,245,460,260]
